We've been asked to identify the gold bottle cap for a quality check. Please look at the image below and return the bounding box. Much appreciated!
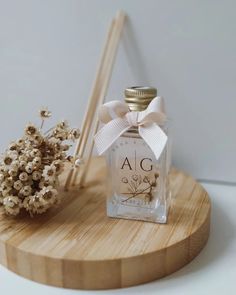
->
[124,86,157,111]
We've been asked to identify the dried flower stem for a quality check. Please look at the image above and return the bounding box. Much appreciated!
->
[122,185,152,202]
[40,119,44,130]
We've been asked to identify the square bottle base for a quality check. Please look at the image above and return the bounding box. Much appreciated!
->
[107,199,168,224]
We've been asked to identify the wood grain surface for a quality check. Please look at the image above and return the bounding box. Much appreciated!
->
[0,157,211,290]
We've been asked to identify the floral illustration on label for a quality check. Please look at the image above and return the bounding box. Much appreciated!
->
[121,173,159,202]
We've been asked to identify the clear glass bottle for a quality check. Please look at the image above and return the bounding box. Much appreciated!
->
[106,87,171,223]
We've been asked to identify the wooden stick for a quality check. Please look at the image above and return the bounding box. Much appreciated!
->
[73,19,116,159]
[64,19,115,190]
[71,11,126,187]
[64,11,125,190]
[76,11,125,187]
[78,11,126,187]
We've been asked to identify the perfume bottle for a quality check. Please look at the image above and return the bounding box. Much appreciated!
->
[106,87,171,223]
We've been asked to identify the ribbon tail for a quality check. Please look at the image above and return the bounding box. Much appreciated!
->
[94,117,130,155]
[139,124,168,160]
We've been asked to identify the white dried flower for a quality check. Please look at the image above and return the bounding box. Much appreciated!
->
[8,151,18,161]
[3,196,21,216]
[30,149,41,158]
[31,134,43,146]
[10,164,20,172]
[2,155,13,166]
[20,185,32,197]
[19,155,28,162]
[25,163,34,174]
[52,121,69,140]
[42,165,56,182]
[3,196,17,208]
[24,149,32,158]
[32,156,41,167]
[25,123,38,138]
[0,183,12,197]
[32,171,42,181]
[39,107,51,119]
[23,195,48,215]
[8,142,18,151]
[11,160,20,169]
[9,163,18,171]
[57,120,69,130]
[0,151,17,167]
[52,160,64,174]
[0,166,7,175]
[19,161,27,171]
[5,177,14,187]
[19,172,29,182]
[40,185,58,205]
[53,130,67,140]
[48,137,60,145]
[68,128,80,141]
[8,169,18,177]
[14,180,23,191]
[17,138,25,147]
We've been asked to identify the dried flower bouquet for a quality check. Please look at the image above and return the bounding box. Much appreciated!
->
[0,108,80,217]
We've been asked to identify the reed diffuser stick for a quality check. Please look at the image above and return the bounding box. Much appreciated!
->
[78,11,126,187]
[64,10,126,190]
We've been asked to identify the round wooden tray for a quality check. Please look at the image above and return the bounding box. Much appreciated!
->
[0,157,211,290]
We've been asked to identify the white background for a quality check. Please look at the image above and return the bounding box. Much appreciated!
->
[0,0,235,182]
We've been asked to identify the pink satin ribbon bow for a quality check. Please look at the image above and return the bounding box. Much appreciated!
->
[94,97,168,160]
